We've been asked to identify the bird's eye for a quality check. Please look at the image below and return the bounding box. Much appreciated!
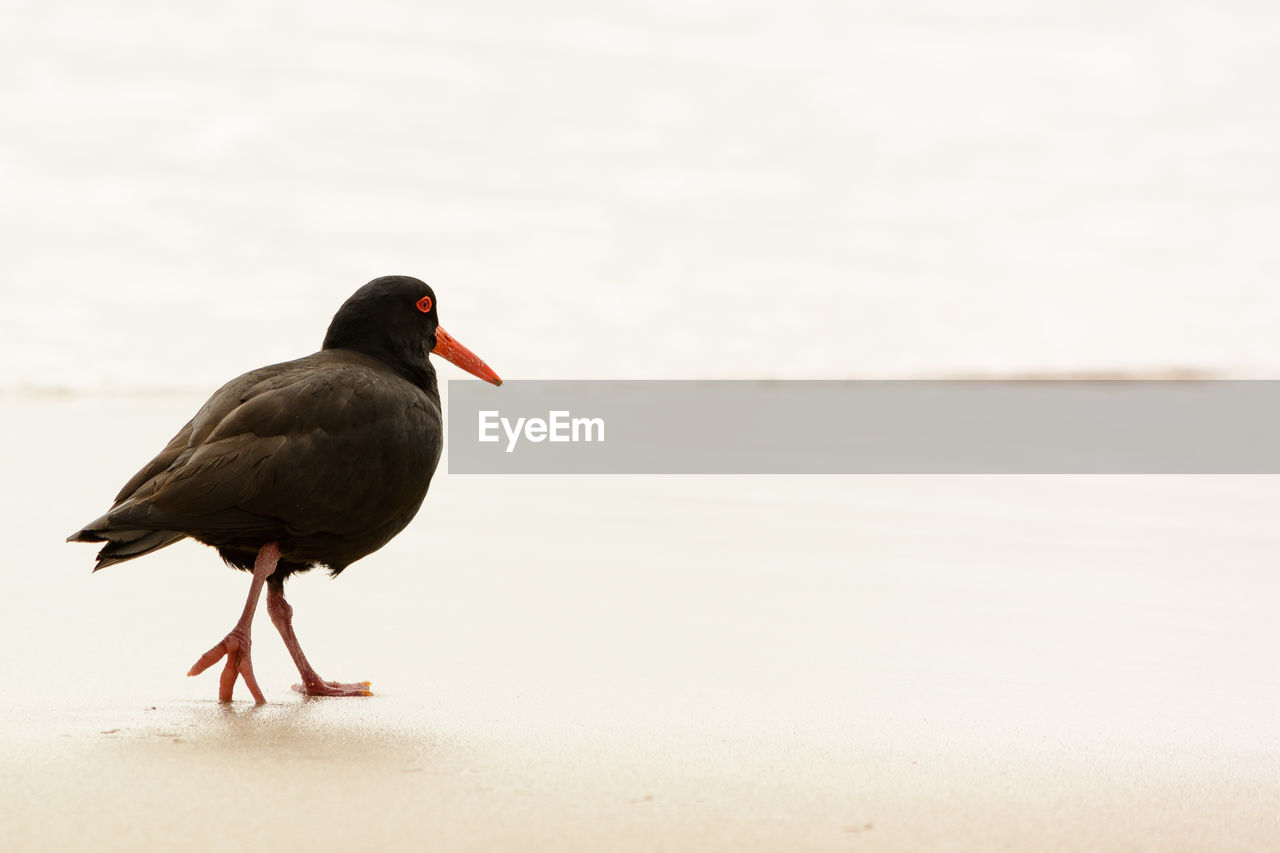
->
[415,296,433,313]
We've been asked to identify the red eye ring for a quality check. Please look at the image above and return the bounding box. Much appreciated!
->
[415,295,433,313]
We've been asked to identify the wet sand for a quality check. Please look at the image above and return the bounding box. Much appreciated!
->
[2,394,1278,850]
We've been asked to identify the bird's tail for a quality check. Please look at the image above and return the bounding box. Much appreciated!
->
[67,525,188,571]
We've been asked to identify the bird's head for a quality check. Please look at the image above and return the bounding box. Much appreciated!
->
[322,275,503,387]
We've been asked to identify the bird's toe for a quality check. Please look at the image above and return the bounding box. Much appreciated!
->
[291,679,374,698]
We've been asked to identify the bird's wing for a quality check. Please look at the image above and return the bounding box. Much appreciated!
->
[90,355,441,540]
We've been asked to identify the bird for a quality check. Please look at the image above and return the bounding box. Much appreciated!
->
[68,275,502,703]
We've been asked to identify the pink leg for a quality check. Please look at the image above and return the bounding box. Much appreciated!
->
[186,542,280,704]
[266,586,372,698]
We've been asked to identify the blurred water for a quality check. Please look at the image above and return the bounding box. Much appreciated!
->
[2,1,1279,394]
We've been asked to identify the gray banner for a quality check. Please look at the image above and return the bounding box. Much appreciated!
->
[446,380,1280,474]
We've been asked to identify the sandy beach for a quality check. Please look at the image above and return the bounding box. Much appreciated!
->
[3,394,1277,851]
[6,0,1280,847]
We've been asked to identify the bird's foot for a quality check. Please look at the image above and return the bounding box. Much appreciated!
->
[187,627,265,704]
[292,678,374,698]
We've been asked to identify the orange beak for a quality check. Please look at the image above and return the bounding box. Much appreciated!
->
[432,327,502,386]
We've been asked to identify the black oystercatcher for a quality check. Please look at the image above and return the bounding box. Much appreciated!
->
[68,276,501,703]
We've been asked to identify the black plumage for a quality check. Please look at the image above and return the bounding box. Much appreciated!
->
[69,275,501,702]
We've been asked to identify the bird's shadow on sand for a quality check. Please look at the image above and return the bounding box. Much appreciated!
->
[90,695,449,772]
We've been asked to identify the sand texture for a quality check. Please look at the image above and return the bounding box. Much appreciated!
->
[2,396,1277,851]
